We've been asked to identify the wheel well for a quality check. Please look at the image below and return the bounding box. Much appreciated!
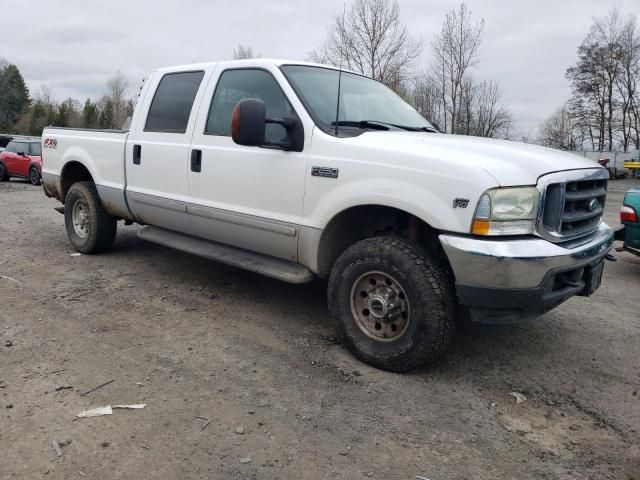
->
[316,205,446,277]
[60,162,93,199]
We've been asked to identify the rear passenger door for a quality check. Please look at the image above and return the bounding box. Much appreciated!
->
[125,69,208,233]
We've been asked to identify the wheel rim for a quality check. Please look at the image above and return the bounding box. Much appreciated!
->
[350,271,410,342]
[72,199,90,238]
[30,169,38,184]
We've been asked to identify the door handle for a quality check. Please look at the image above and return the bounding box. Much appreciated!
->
[133,145,141,165]
[191,149,202,172]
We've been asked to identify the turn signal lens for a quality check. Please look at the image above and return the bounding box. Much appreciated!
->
[472,219,490,235]
[621,205,638,223]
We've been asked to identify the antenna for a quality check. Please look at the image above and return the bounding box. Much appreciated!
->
[334,3,346,136]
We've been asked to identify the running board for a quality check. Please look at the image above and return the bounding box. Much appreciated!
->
[137,226,314,284]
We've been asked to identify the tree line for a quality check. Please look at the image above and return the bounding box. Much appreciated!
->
[1,0,637,150]
[539,9,639,152]
[0,63,135,136]
[310,0,513,138]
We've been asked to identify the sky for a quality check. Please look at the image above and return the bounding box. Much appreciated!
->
[3,0,639,137]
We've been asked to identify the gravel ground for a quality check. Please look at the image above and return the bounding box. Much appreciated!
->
[0,177,638,480]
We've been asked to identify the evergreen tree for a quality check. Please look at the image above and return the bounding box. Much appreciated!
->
[55,102,70,127]
[83,99,98,128]
[0,64,31,129]
[98,100,114,129]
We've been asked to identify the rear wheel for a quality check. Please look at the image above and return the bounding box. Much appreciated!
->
[29,167,40,185]
[0,163,7,181]
[64,181,117,253]
[328,236,455,372]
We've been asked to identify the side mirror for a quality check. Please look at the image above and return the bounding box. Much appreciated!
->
[231,98,304,152]
[17,151,25,156]
[231,99,266,147]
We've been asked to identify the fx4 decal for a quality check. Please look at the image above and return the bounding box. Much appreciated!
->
[43,138,58,149]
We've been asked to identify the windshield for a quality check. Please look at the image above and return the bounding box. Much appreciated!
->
[281,65,433,133]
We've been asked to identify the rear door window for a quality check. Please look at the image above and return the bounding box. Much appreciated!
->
[145,71,205,133]
[30,143,42,156]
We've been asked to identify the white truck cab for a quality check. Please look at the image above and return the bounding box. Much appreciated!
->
[41,59,614,372]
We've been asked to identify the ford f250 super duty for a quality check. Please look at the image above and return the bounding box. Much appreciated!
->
[41,59,614,372]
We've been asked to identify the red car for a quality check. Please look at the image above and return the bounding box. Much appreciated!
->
[0,139,42,185]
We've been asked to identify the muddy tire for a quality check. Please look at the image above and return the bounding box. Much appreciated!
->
[64,181,117,254]
[328,236,455,372]
[29,167,40,186]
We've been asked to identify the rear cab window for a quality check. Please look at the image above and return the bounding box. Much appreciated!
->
[144,71,205,133]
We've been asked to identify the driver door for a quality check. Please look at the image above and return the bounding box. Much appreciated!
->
[187,66,307,261]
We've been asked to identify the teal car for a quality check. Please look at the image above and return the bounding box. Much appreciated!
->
[615,187,640,255]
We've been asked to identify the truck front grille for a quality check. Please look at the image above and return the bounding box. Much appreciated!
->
[538,172,608,243]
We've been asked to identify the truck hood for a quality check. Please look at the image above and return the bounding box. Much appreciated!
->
[351,132,602,186]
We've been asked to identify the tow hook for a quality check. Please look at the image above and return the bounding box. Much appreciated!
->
[604,253,617,262]
[54,206,64,214]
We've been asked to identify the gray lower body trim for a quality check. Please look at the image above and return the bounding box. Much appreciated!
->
[298,225,323,274]
[96,185,134,221]
[127,190,192,234]
[187,203,299,262]
[127,191,187,213]
[42,172,62,201]
[188,204,297,237]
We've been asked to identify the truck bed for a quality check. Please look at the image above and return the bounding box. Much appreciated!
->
[41,126,131,219]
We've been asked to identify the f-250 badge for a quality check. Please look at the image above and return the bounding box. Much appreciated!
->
[311,166,339,179]
[453,198,469,208]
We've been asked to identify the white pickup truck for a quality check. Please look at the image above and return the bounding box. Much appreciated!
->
[41,59,614,372]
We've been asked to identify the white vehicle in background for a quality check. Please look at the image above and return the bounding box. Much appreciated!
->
[41,59,614,372]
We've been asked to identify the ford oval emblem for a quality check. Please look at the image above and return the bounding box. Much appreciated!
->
[588,199,600,211]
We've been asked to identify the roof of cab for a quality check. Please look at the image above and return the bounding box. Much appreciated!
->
[153,58,358,75]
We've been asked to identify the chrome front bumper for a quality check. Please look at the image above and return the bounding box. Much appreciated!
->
[439,223,614,323]
[440,223,613,289]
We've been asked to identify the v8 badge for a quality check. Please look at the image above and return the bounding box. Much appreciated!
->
[453,198,469,209]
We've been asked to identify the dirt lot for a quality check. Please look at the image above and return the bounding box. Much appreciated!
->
[1,177,638,480]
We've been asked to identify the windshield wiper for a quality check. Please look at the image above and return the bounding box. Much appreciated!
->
[378,122,439,133]
[330,120,438,133]
[330,120,390,130]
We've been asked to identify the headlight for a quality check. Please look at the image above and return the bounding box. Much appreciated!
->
[472,187,539,235]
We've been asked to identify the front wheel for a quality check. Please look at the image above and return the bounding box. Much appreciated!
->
[64,181,117,253]
[0,163,8,181]
[328,237,455,372]
[29,167,40,185]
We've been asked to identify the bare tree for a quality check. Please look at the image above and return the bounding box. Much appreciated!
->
[566,10,626,151]
[411,74,445,129]
[410,74,511,138]
[104,71,130,129]
[538,104,584,151]
[431,3,484,133]
[232,45,259,60]
[310,0,422,91]
[616,15,640,150]
[472,80,513,138]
